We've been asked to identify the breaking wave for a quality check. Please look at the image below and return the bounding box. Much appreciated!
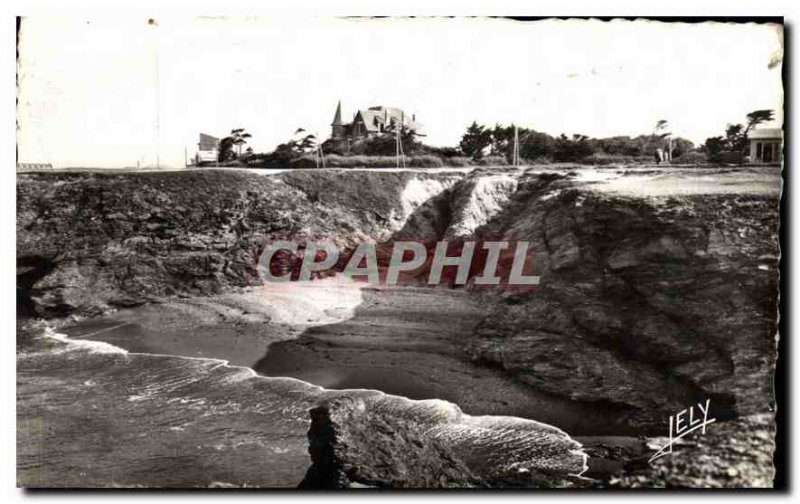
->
[19,325,587,487]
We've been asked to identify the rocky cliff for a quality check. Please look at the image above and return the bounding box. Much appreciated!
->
[456,171,780,428]
[617,413,775,488]
[17,167,780,486]
[17,170,459,316]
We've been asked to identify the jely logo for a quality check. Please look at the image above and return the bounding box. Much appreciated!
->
[648,399,716,463]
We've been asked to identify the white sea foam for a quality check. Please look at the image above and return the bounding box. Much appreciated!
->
[39,326,128,355]
[26,323,589,484]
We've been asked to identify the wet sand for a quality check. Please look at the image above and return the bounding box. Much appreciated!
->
[254,286,638,435]
[62,279,364,366]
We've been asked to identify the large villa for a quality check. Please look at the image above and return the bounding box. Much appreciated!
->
[329,101,425,143]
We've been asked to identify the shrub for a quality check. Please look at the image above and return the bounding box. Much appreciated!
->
[671,152,707,165]
[288,155,318,168]
[426,146,463,158]
[443,156,471,167]
[409,155,445,168]
[580,153,639,165]
[325,155,362,168]
[477,155,508,167]
[717,151,743,164]
[289,155,417,169]
[330,155,402,168]
[288,154,466,169]
[523,157,551,165]
[362,136,399,156]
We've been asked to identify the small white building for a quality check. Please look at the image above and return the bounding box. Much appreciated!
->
[195,133,220,165]
[748,128,783,164]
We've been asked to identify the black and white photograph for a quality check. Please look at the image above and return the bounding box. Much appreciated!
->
[9,9,793,494]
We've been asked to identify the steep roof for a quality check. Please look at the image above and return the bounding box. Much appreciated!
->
[747,128,782,140]
[354,106,425,135]
[331,100,343,126]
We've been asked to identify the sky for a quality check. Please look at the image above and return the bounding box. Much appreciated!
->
[17,17,783,168]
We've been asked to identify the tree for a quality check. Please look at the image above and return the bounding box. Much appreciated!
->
[703,136,726,163]
[459,122,492,159]
[724,124,746,151]
[647,119,671,157]
[552,134,594,162]
[596,136,643,157]
[715,109,774,164]
[218,128,252,162]
[286,129,318,155]
[263,128,319,165]
[670,138,695,158]
[218,137,236,162]
[489,124,515,157]
[388,123,421,155]
[745,109,775,132]
[519,130,555,160]
[654,119,669,134]
[351,123,421,157]
[739,109,775,160]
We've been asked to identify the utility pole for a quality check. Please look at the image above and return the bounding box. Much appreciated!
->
[396,128,405,169]
[315,143,326,169]
[315,131,326,169]
[153,26,160,169]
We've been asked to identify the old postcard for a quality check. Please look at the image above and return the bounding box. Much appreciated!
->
[15,16,784,490]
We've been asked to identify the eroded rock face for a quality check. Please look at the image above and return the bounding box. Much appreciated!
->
[300,395,588,489]
[605,414,776,488]
[444,173,519,238]
[301,399,477,489]
[462,172,780,428]
[16,170,458,316]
